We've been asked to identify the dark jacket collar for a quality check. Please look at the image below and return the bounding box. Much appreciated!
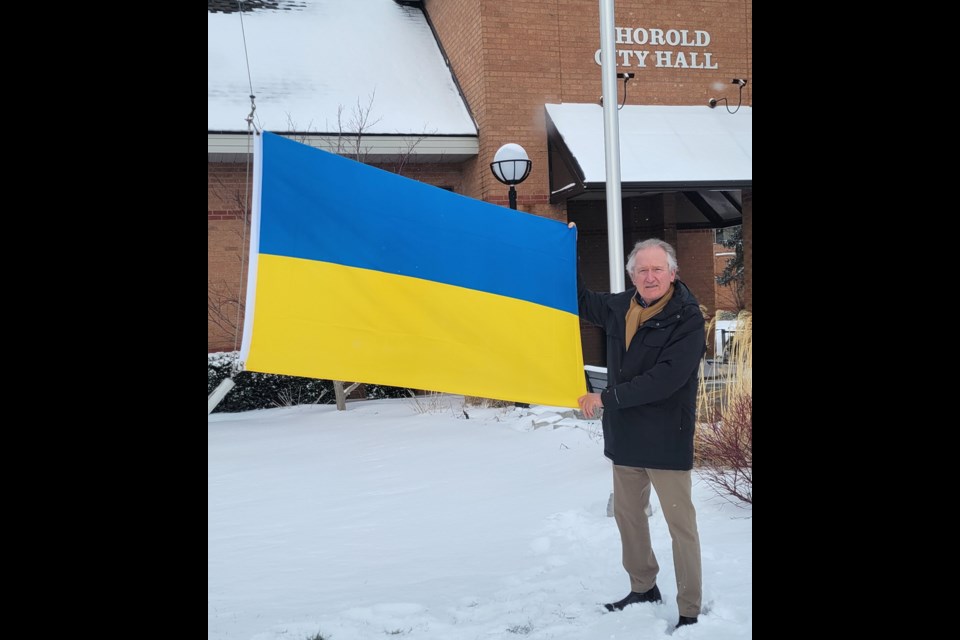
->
[613,279,697,315]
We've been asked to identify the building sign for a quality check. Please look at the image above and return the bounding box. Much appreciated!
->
[594,27,718,69]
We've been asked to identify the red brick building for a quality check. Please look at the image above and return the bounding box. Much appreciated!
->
[208,0,752,364]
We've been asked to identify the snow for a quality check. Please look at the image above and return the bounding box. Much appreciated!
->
[544,104,752,184]
[208,0,476,135]
[714,320,738,357]
[208,2,753,190]
[208,396,751,639]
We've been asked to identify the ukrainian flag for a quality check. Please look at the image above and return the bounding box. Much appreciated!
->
[239,132,585,407]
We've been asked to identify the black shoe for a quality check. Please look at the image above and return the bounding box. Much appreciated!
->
[603,585,662,611]
[675,615,698,628]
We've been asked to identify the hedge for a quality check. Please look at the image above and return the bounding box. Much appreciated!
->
[208,351,415,413]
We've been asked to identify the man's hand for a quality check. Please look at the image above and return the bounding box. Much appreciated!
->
[578,392,603,418]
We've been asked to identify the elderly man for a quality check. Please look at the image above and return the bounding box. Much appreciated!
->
[575,236,706,630]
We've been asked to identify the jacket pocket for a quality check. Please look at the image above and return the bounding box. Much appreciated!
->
[641,328,670,347]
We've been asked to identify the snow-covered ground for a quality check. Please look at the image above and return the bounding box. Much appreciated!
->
[209,396,751,639]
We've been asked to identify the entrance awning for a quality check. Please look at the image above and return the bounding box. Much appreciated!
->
[545,104,751,227]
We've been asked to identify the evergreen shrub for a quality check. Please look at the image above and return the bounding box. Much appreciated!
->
[208,352,415,413]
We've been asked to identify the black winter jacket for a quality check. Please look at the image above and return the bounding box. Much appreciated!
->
[578,278,706,470]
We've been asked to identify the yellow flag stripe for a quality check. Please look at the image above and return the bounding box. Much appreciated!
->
[244,254,586,407]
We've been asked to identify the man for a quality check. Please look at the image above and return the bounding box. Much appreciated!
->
[575,236,706,630]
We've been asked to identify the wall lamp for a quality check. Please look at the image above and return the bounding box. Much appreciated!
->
[490,143,532,210]
[598,72,635,110]
[708,78,747,113]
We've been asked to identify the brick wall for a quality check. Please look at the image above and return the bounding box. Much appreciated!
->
[426,0,566,219]
[209,163,252,353]
[208,215,248,353]
[676,229,716,314]
[369,162,468,193]
[551,0,751,107]
[427,0,750,214]
[208,163,248,220]
[713,242,739,311]
[422,0,486,200]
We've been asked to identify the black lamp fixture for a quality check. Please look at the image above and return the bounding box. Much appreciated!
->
[489,143,533,409]
[598,72,635,110]
[708,78,748,113]
[490,143,532,210]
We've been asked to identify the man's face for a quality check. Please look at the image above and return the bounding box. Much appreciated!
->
[629,247,676,304]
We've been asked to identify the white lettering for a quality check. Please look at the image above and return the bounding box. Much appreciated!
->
[615,26,712,47]
[594,28,717,70]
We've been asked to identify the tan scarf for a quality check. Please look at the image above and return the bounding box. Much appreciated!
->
[625,283,675,347]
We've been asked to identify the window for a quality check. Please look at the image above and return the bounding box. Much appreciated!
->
[715,225,741,245]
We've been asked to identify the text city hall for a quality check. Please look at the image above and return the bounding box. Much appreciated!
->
[595,27,720,69]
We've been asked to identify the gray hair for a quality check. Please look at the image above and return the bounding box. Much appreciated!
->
[625,238,678,275]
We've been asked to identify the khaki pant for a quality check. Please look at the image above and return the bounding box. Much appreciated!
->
[612,464,702,618]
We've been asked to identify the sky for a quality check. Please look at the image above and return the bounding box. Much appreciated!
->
[208,396,752,640]
[207,0,476,135]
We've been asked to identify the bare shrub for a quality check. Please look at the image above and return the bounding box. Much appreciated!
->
[696,310,752,506]
[406,390,449,414]
[464,396,514,408]
[697,393,752,505]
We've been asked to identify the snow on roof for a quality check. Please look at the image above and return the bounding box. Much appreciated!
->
[545,104,751,184]
[208,0,477,136]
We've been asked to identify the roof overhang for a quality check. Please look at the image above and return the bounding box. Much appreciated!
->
[208,132,479,164]
[545,104,751,227]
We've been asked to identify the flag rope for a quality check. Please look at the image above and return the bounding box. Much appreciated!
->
[230,0,260,373]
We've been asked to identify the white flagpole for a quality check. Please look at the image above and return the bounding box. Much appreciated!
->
[598,0,625,293]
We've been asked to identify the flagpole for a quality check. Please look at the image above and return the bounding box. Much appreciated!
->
[598,0,625,294]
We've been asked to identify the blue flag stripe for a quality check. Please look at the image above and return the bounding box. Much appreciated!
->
[258,132,577,315]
